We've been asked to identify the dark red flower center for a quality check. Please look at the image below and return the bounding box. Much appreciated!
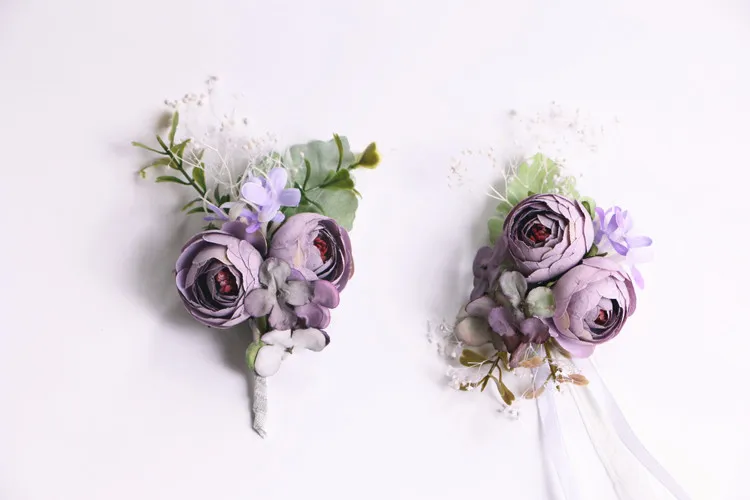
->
[594,309,609,325]
[314,236,331,262]
[215,268,238,295]
[527,223,551,243]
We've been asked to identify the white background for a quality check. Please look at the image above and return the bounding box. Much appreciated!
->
[1,1,748,499]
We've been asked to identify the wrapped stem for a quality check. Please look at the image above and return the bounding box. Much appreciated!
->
[249,320,268,438]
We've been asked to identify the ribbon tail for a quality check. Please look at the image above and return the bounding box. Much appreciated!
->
[572,358,692,500]
[537,389,584,500]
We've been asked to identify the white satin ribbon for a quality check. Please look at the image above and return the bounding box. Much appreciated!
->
[537,389,584,499]
[574,358,692,500]
[538,356,692,499]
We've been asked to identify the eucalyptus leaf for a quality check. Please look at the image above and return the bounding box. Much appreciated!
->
[525,287,555,318]
[500,271,528,308]
[287,137,355,188]
[306,188,358,230]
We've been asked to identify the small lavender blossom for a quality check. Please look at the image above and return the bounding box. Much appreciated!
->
[594,206,652,287]
[594,206,652,256]
[241,167,301,224]
[203,202,261,233]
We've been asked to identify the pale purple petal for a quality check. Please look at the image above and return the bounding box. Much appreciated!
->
[312,280,340,309]
[294,303,330,329]
[272,212,285,224]
[595,207,606,230]
[267,167,288,193]
[625,235,652,248]
[630,265,645,289]
[610,239,629,256]
[278,188,301,207]
[241,182,270,205]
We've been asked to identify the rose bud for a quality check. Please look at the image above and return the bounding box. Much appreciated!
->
[551,257,637,357]
[269,213,353,292]
[504,193,595,283]
[175,230,263,328]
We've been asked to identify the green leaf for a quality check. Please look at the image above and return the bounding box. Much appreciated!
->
[214,185,222,203]
[498,351,510,369]
[525,287,555,318]
[193,166,206,191]
[156,135,168,151]
[132,141,166,154]
[156,176,189,185]
[308,189,357,229]
[151,157,172,168]
[288,137,356,188]
[186,206,209,214]
[581,197,596,220]
[495,378,516,406]
[320,169,355,190]
[169,111,179,146]
[181,198,202,211]
[584,243,599,259]
[459,349,487,367]
[488,216,504,245]
[303,159,312,190]
[333,133,344,171]
[170,139,190,160]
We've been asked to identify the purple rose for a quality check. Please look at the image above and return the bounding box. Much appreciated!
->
[504,194,594,283]
[551,257,637,357]
[175,229,263,328]
[269,213,353,291]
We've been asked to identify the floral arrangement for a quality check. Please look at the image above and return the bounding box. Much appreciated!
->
[437,154,693,499]
[450,153,652,406]
[134,110,379,437]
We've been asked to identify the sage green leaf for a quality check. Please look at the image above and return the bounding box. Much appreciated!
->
[156,135,168,151]
[132,141,165,154]
[169,111,179,146]
[321,169,355,190]
[193,167,206,191]
[307,188,358,230]
[500,271,527,308]
[186,206,209,215]
[488,215,504,245]
[459,349,487,367]
[156,175,189,185]
[288,137,355,188]
[170,139,190,160]
[496,378,516,406]
[525,287,555,318]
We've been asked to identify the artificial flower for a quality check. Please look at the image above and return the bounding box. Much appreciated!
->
[504,194,594,283]
[551,257,637,357]
[244,258,313,330]
[240,167,301,224]
[594,206,652,288]
[269,213,354,291]
[175,230,263,328]
[248,328,330,377]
